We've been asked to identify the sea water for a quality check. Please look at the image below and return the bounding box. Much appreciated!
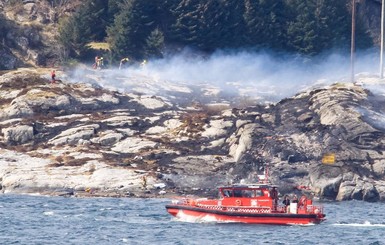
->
[0,194,384,245]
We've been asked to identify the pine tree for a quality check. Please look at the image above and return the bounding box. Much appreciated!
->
[155,0,180,40]
[199,0,225,51]
[57,5,92,57]
[286,0,318,55]
[108,0,122,23]
[57,0,111,57]
[168,0,203,48]
[107,0,158,60]
[106,4,134,60]
[83,0,109,41]
[244,0,287,51]
[145,28,165,58]
[243,0,263,46]
[220,0,246,49]
[354,2,373,50]
[315,0,350,51]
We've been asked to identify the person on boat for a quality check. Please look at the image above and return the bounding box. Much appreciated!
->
[282,195,290,213]
[271,187,278,211]
[292,195,298,203]
[282,194,290,205]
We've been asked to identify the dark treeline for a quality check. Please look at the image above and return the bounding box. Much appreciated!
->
[57,0,373,62]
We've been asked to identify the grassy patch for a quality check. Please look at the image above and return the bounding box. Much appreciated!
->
[88,42,110,51]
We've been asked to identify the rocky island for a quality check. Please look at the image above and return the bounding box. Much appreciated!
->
[0,67,385,202]
[1,0,385,202]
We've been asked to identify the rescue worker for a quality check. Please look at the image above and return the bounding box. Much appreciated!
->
[119,57,129,70]
[292,195,298,203]
[282,195,290,212]
[271,187,278,211]
[140,59,147,67]
[93,56,98,69]
[51,70,56,84]
[97,57,104,69]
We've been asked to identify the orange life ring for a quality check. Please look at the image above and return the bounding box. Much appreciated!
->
[235,199,242,206]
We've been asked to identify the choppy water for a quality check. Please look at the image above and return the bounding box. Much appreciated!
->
[0,194,384,245]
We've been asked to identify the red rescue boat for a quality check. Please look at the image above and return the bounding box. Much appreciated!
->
[166,180,325,225]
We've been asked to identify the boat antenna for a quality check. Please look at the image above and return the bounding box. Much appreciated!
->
[264,164,269,184]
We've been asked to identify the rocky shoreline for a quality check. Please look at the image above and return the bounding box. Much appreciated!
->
[1,69,385,202]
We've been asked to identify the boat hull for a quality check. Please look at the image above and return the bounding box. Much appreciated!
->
[166,204,325,225]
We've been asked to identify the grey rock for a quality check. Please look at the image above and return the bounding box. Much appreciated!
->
[0,46,17,70]
[2,125,34,144]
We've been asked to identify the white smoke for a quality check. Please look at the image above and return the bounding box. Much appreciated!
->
[66,48,381,104]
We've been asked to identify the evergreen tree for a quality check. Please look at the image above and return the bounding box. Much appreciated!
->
[106,3,134,60]
[155,0,180,40]
[145,28,165,58]
[83,0,109,41]
[315,0,350,51]
[218,0,246,49]
[286,0,318,55]
[199,0,226,51]
[168,0,203,48]
[354,2,373,50]
[57,0,111,57]
[108,0,122,23]
[57,5,92,57]
[107,0,158,60]
[244,0,287,51]
[243,0,263,46]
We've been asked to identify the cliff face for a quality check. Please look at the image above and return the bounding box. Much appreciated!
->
[1,68,385,201]
[0,0,82,68]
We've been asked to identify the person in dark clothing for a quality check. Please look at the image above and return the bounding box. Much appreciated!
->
[292,195,298,203]
[282,195,290,213]
[282,195,290,206]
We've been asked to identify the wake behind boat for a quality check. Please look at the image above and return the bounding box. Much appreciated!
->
[165,172,325,225]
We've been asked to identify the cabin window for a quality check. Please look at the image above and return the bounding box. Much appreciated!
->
[242,190,254,197]
[234,189,243,197]
[255,190,263,197]
[223,189,232,197]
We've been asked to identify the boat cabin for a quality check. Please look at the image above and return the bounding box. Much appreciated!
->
[218,184,278,209]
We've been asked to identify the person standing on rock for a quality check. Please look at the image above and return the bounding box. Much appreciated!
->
[140,59,147,68]
[51,70,56,84]
[119,57,129,70]
[97,57,104,69]
[93,56,98,69]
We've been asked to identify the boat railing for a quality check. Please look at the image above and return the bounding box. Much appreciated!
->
[195,203,272,213]
[305,204,324,214]
[276,204,324,214]
[171,197,195,205]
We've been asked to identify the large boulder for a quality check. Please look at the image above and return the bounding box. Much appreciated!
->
[2,125,34,144]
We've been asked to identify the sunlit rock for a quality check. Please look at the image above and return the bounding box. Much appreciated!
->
[2,125,34,144]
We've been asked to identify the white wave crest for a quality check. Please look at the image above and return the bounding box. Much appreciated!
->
[332,221,385,227]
